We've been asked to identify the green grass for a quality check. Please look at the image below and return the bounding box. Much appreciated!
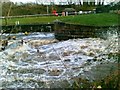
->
[1,16,62,25]
[61,13,119,26]
[1,13,119,26]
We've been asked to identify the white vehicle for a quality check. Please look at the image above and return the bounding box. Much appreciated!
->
[78,11,83,14]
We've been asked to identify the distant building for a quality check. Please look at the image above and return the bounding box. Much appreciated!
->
[62,8,76,16]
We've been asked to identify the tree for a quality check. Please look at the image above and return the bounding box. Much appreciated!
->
[83,0,88,6]
[78,0,82,5]
[102,0,105,5]
[67,0,70,5]
[89,0,95,6]
[97,0,105,5]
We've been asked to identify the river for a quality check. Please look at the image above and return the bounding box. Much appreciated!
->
[0,30,118,88]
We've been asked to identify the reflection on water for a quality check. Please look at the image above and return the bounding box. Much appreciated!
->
[0,31,118,88]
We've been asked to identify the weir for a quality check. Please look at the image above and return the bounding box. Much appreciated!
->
[1,23,54,33]
[54,21,119,40]
[1,22,119,40]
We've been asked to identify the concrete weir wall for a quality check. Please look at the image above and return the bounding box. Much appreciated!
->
[1,22,119,40]
[54,21,119,40]
[2,24,54,33]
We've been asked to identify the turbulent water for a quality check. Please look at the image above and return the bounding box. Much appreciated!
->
[0,31,118,88]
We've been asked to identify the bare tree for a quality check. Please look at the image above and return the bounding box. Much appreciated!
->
[102,0,105,5]
[89,0,95,6]
[67,0,70,5]
[97,0,101,5]
[83,0,88,6]
[67,0,73,5]
[78,0,82,5]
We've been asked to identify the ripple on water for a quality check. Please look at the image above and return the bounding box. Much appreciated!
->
[0,32,118,88]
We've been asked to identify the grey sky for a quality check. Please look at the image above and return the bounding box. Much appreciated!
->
[9,0,119,4]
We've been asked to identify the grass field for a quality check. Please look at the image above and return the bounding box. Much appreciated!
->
[61,13,119,26]
[1,13,119,26]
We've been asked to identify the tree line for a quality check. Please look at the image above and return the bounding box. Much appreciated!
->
[1,1,119,16]
[35,0,105,6]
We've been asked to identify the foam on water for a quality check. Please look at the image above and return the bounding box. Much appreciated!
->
[0,31,118,88]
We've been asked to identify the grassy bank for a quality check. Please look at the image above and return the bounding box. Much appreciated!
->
[61,13,119,26]
[1,13,119,26]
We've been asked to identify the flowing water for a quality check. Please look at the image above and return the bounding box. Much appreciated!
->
[0,30,119,88]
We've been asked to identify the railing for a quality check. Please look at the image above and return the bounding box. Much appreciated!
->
[0,13,56,19]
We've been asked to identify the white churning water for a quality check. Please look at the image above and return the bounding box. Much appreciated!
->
[0,31,118,88]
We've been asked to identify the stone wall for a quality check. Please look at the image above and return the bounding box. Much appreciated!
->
[2,24,54,33]
[54,21,119,40]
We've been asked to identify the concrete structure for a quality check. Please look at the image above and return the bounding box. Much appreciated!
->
[62,8,76,16]
[54,21,119,40]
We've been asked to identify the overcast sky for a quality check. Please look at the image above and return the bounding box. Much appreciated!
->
[9,0,119,4]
